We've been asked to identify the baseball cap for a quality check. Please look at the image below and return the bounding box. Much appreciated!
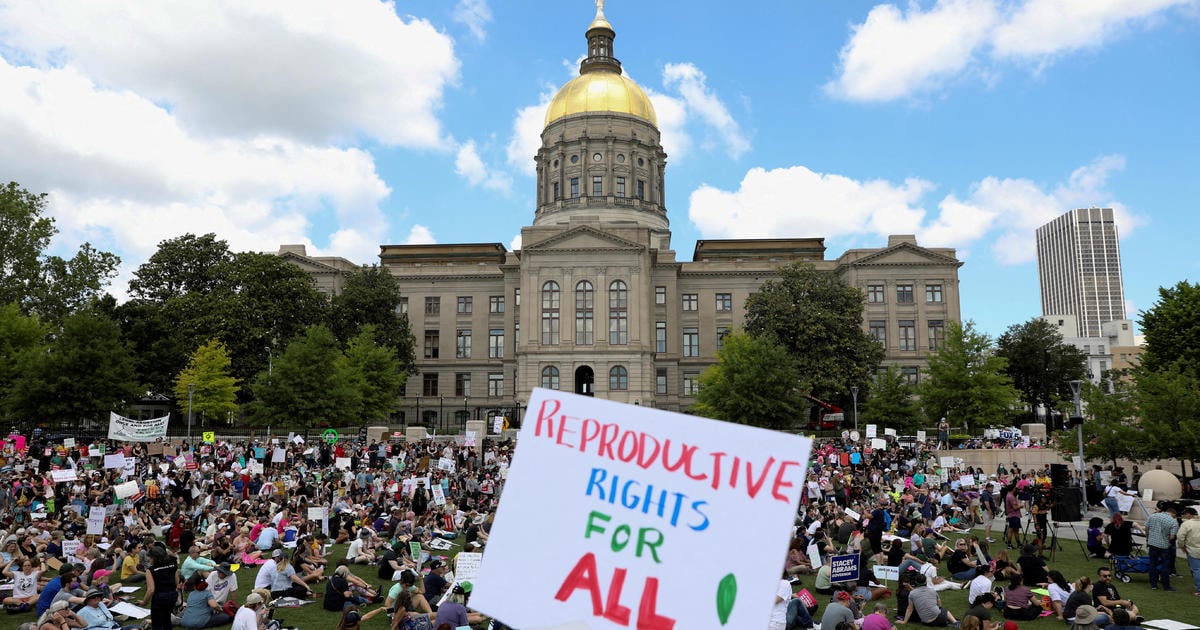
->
[271,549,282,558]
[453,581,473,594]
[244,593,264,605]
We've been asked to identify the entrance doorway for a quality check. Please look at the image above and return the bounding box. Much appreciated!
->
[574,366,595,396]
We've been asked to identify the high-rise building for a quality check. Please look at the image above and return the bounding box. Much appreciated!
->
[1036,207,1126,337]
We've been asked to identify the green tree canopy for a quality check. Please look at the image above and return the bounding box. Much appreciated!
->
[997,317,1087,422]
[743,262,883,401]
[339,325,406,424]
[328,266,415,372]
[862,366,922,434]
[174,340,240,427]
[0,303,47,425]
[1138,280,1200,371]
[247,325,359,428]
[1056,378,1143,467]
[691,331,803,430]
[919,320,1020,433]
[1135,362,1200,465]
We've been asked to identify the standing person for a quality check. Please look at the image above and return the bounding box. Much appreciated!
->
[1145,503,1179,591]
[1176,507,1200,597]
[142,546,180,630]
[1003,485,1022,550]
[937,418,950,451]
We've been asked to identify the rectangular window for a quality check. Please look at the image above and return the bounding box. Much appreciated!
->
[542,311,560,345]
[928,320,944,351]
[570,177,579,198]
[656,368,668,394]
[576,309,594,345]
[489,296,505,313]
[683,373,699,396]
[716,326,730,351]
[487,372,503,397]
[514,288,520,306]
[609,311,627,345]
[424,296,440,315]
[488,329,504,359]
[654,286,666,305]
[869,320,886,346]
[456,329,472,358]
[455,373,471,397]
[616,177,626,198]
[636,179,645,200]
[715,293,733,312]
[592,175,603,197]
[925,283,944,304]
[682,293,698,311]
[397,297,408,315]
[514,322,520,352]
[896,283,915,304]
[683,327,700,357]
[655,321,666,353]
[423,330,440,359]
[553,181,560,200]
[867,284,885,303]
[457,296,472,314]
[901,366,919,385]
[422,373,438,397]
[899,320,916,351]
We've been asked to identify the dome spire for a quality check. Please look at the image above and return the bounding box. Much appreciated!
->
[581,0,620,75]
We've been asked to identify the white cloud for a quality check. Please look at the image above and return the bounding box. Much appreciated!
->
[0,0,460,147]
[509,234,523,251]
[662,63,750,158]
[828,0,1191,102]
[687,155,1139,266]
[506,90,554,176]
[403,225,436,245]
[455,140,513,193]
[453,0,493,42]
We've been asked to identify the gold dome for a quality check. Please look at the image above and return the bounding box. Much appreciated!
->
[544,71,657,127]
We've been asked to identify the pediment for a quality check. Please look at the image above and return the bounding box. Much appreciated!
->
[522,225,644,252]
[850,242,961,267]
[278,252,349,273]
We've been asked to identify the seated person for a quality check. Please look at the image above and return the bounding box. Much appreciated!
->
[1086,518,1108,559]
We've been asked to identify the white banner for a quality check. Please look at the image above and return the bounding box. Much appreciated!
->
[107,413,170,442]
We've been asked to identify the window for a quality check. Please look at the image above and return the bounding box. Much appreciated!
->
[541,281,560,345]
[592,175,603,197]
[898,320,916,351]
[654,286,666,305]
[575,280,594,345]
[455,373,471,397]
[636,179,645,200]
[896,284,914,304]
[609,366,628,391]
[655,321,667,353]
[422,373,438,397]
[682,293,698,311]
[715,293,732,312]
[616,177,625,198]
[489,296,505,313]
[514,288,520,306]
[424,296,440,315]
[655,368,667,394]
[716,326,730,351]
[570,177,579,198]
[514,322,520,352]
[609,280,628,345]
[541,366,560,390]
[456,329,471,358]
[683,327,699,357]
[928,320,945,351]
[867,284,885,303]
[424,330,440,359]
[487,372,503,397]
[457,296,472,314]
[925,283,943,304]
[553,181,560,200]
[397,297,408,315]
[683,373,699,396]
[488,329,504,359]
[869,320,886,346]
[901,366,919,385]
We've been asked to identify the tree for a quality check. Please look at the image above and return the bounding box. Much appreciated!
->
[862,366,921,434]
[174,340,240,427]
[247,325,358,428]
[339,326,406,424]
[1135,363,1200,468]
[1056,379,1143,467]
[0,303,47,424]
[691,332,803,430]
[919,320,1020,433]
[5,309,140,425]
[997,318,1087,424]
[328,266,416,372]
[1138,280,1200,371]
[743,262,883,401]
[128,233,235,302]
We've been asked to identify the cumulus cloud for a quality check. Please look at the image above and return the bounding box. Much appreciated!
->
[453,0,493,42]
[687,155,1139,265]
[506,90,555,176]
[403,225,437,245]
[456,140,513,193]
[828,0,1191,102]
[662,63,750,158]
[509,234,523,251]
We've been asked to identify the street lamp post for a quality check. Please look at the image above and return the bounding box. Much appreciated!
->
[850,385,859,433]
[187,383,195,443]
[439,396,444,433]
[463,396,469,429]
[1069,379,1087,515]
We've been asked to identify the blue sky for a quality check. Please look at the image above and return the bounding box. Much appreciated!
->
[1,0,1197,337]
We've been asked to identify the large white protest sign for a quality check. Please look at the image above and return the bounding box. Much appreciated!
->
[335,457,351,470]
[866,424,877,439]
[873,565,900,582]
[939,456,956,469]
[104,454,126,469]
[870,438,886,450]
[307,507,328,521]
[272,448,287,463]
[114,481,139,499]
[86,511,106,536]
[107,413,169,442]
[492,416,504,434]
[63,438,76,448]
[123,457,137,478]
[465,431,477,447]
[51,469,78,483]
[471,389,812,630]
[431,484,446,506]
[916,430,927,443]
[455,552,483,582]
[437,457,456,473]
[62,540,82,558]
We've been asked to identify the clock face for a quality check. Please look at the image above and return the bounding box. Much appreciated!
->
[592,152,602,162]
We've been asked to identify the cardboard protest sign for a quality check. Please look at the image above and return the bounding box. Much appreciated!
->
[866,424,877,439]
[104,454,126,469]
[437,457,456,473]
[916,430,926,443]
[272,448,287,463]
[147,443,164,456]
[431,484,446,506]
[455,552,483,582]
[51,469,78,483]
[830,554,860,583]
[465,431,477,447]
[471,389,813,630]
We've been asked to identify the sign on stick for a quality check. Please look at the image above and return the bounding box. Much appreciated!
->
[830,553,861,583]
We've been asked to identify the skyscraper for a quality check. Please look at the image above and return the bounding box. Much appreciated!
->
[1036,207,1126,337]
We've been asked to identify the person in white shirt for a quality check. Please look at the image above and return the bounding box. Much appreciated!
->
[254,551,280,590]
[920,556,962,592]
[231,592,263,630]
[967,564,994,606]
[209,564,239,604]
[768,576,790,630]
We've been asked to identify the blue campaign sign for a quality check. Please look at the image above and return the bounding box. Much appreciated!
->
[830,553,861,583]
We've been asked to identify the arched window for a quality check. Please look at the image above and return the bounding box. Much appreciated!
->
[608,280,628,345]
[541,366,560,390]
[575,280,594,344]
[541,281,560,345]
[609,365,628,391]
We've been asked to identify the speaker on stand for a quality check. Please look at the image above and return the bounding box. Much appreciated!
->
[1051,488,1083,522]
[1050,463,1070,487]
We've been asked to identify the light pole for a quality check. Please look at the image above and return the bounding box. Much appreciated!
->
[850,385,859,433]
[266,347,273,377]
[463,396,469,429]
[439,395,444,433]
[1069,379,1087,515]
[187,383,195,443]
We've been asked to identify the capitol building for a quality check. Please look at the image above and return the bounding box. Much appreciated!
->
[281,5,962,428]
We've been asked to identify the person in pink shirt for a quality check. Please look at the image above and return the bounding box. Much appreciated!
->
[862,602,895,630]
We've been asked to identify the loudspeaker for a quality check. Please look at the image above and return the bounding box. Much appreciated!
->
[1050,463,1070,486]
[1051,488,1083,522]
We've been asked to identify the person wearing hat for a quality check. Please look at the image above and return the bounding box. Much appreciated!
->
[76,587,131,630]
[35,599,84,630]
[423,559,449,607]
[230,592,263,630]
[1069,605,1103,630]
[208,564,238,605]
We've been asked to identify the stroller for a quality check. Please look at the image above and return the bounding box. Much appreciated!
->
[1110,555,1151,583]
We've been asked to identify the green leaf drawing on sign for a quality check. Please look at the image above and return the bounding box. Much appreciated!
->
[716,572,737,625]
